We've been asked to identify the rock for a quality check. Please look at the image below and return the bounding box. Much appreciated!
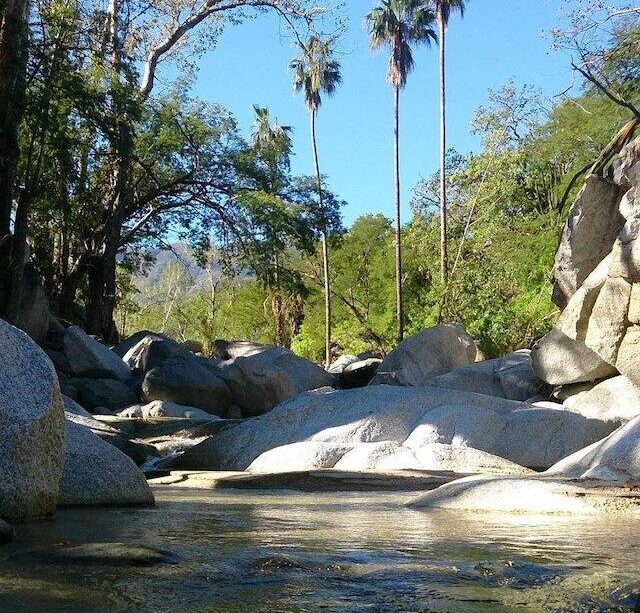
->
[214,339,265,359]
[552,175,625,309]
[218,345,335,416]
[10,263,50,345]
[339,358,382,389]
[182,339,204,354]
[63,326,130,381]
[59,421,154,507]
[562,376,640,423]
[248,442,354,473]
[0,519,14,544]
[45,348,71,374]
[118,400,218,421]
[68,377,138,411]
[111,330,170,357]
[62,394,93,418]
[615,326,640,387]
[142,357,232,416]
[0,318,65,520]
[409,475,635,514]
[531,328,616,385]
[123,336,192,374]
[40,542,174,566]
[548,415,640,484]
[426,350,547,401]
[177,386,614,472]
[369,324,476,386]
[327,355,359,375]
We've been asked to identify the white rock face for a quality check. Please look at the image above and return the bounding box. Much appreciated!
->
[180,386,614,472]
[248,442,354,473]
[548,415,640,484]
[327,355,359,375]
[119,400,218,421]
[219,345,335,416]
[409,475,618,514]
[123,336,191,374]
[63,326,131,381]
[370,324,476,386]
[59,421,154,507]
[0,319,65,520]
[562,376,640,423]
[426,351,546,401]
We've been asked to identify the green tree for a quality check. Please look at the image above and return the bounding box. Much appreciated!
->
[291,35,342,367]
[367,0,436,343]
[434,0,466,283]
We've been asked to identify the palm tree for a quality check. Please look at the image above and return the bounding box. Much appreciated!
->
[367,0,436,343]
[434,0,466,283]
[290,36,342,368]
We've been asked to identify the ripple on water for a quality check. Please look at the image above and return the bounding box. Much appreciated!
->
[0,488,638,612]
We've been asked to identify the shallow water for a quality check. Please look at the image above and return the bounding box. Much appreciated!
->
[1,487,639,612]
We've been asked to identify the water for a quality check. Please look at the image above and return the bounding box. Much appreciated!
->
[0,487,639,612]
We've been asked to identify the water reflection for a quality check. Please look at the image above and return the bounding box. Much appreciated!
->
[0,487,638,612]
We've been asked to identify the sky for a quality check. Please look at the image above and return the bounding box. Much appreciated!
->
[184,0,577,226]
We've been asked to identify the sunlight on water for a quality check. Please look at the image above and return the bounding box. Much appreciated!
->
[0,487,638,612]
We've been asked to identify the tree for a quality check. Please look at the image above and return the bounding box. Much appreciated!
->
[291,35,342,367]
[367,0,436,343]
[433,0,466,283]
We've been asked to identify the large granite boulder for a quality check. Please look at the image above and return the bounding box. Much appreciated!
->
[218,344,335,416]
[118,400,217,421]
[142,357,232,416]
[63,326,130,381]
[562,376,640,423]
[66,377,138,411]
[548,415,640,484]
[112,330,170,358]
[59,421,154,507]
[426,350,547,401]
[176,386,614,472]
[0,319,65,520]
[122,336,192,374]
[552,175,625,309]
[370,324,476,386]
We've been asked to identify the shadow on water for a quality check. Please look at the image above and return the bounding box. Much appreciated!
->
[0,488,639,612]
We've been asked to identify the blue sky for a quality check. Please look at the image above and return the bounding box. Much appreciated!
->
[189,0,576,225]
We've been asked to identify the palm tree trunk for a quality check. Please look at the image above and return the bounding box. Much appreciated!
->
[393,84,403,344]
[439,16,449,284]
[310,108,332,367]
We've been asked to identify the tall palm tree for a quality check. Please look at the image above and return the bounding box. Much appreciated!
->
[434,0,466,283]
[367,0,436,343]
[290,36,342,368]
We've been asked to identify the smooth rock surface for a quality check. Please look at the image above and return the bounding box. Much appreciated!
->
[248,442,354,473]
[64,326,130,381]
[142,357,232,416]
[68,377,138,411]
[177,386,614,472]
[563,376,640,423]
[119,400,218,421]
[0,319,64,520]
[112,331,170,358]
[370,324,476,386]
[123,336,191,374]
[219,345,334,416]
[59,421,154,507]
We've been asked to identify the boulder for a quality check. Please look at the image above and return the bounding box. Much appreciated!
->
[67,377,138,411]
[426,350,547,401]
[218,345,335,416]
[327,355,359,375]
[123,336,192,374]
[142,357,232,416]
[63,326,130,381]
[552,175,625,309]
[118,400,218,421]
[548,415,640,484]
[370,324,476,386]
[562,376,640,423]
[0,319,65,520]
[59,421,154,507]
[177,386,614,472]
[214,340,265,360]
[409,475,630,514]
[248,442,354,473]
[112,330,170,358]
[339,358,382,389]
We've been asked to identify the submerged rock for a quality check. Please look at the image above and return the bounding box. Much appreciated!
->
[119,400,218,421]
[176,386,614,472]
[0,318,64,520]
[370,324,476,386]
[63,325,130,381]
[59,421,154,507]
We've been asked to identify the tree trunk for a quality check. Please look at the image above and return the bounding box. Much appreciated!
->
[393,85,403,343]
[0,0,30,317]
[310,108,332,367]
[439,16,449,284]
